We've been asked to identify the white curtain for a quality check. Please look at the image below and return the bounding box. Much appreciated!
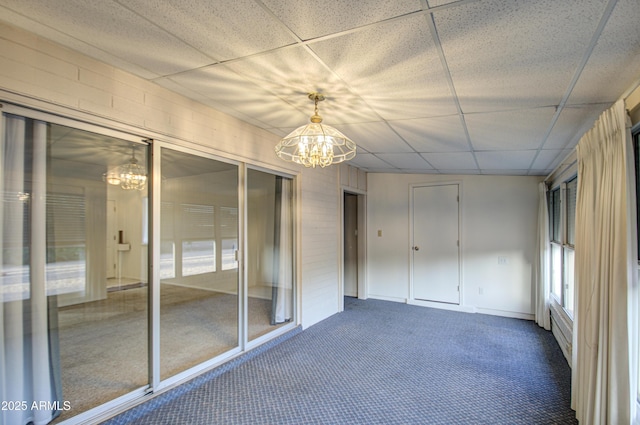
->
[1,115,62,425]
[571,99,638,424]
[534,181,551,330]
[271,176,293,324]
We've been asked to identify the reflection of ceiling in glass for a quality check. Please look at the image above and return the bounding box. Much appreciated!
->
[48,123,146,182]
[160,148,236,181]
[46,122,235,182]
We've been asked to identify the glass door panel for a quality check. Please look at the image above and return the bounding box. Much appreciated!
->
[247,169,294,341]
[159,148,238,379]
[1,114,149,423]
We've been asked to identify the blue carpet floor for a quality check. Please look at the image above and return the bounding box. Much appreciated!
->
[106,298,577,424]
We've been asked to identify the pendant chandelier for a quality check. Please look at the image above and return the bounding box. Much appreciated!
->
[275,93,356,168]
[103,146,147,191]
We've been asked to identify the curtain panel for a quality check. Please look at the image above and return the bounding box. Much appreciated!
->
[1,115,63,425]
[571,99,638,425]
[534,181,551,330]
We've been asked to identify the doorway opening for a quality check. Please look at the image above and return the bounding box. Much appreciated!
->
[342,191,366,307]
[344,193,358,298]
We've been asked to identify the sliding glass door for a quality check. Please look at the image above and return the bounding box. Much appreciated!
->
[1,114,149,424]
[1,109,295,424]
[159,148,239,379]
[247,169,294,341]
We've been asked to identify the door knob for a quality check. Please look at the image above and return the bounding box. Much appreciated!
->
[413,246,420,251]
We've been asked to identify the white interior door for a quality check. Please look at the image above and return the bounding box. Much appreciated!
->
[412,184,460,304]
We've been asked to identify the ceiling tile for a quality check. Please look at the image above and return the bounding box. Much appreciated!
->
[0,0,637,177]
[438,169,481,175]
[389,115,469,152]
[331,122,414,154]
[164,65,308,129]
[465,107,555,151]
[568,0,640,105]
[347,153,396,170]
[225,45,380,124]
[260,0,422,40]
[480,169,531,176]
[434,0,606,112]
[421,152,478,170]
[309,14,458,120]
[376,153,434,169]
[120,0,297,62]
[531,149,569,172]
[543,104,609,150]
[0,0,215,77]
[475,150,537,170]
[545,149,574,173]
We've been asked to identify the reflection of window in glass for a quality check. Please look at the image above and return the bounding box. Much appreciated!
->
[142,197,148,245]
[221,239,237,271]
[182,240,215,276]
[46,191,86,295]
[180,203,215,276]
[220,206,238,271]
[3,188,31,301]
[160,241,175,279]
[160,201,175,279]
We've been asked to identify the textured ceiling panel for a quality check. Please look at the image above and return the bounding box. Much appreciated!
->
[261,0,422,40]
[389,115,469,152]
[465,107,555,151]
[479,169,531,176]
[434,0,606,113]
[531,149,570,172]
[0,0,637,175]
[376,153,434,169]
[542,104,608,150]
[331,122,414,154]
[224,45,380,125]
[347,153,396,170]
[421,152,478,170]
[164,65,308,129]
[121,0,297,62]
[0,0,214,77]
[309,14,458,120]
[567,0,640,105]
[475,150,538,170]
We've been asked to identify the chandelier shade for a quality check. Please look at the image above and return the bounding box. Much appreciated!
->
[103,146,147,191]
[275,93,356,168]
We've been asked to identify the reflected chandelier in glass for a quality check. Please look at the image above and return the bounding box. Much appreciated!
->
[275,93,356,168]
[103,145,147,190]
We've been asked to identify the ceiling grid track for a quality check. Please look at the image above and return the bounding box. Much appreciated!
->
[1,0,637,174]
[421,0,481,173]
[526,0,619,175]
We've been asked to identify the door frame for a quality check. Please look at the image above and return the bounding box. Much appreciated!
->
[339,188,367,311]
[408,181,465,309]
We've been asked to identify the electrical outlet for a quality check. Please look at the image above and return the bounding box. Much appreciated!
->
[478,287,484,295]
[498,256,509,265]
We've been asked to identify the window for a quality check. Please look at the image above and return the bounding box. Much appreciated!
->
[548,177,577,317]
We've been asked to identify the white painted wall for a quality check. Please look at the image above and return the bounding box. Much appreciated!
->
[367,173,541,318]
[0,22,341,329]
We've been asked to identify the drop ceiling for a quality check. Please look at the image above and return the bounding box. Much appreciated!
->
[0,0,639,175]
